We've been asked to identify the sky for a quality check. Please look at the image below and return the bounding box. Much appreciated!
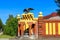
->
[0,0,58,24]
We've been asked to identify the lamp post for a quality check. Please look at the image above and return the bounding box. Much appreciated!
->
[17,14,20,37]
[17,14,20,20]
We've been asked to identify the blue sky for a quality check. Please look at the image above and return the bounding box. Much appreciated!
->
[0,0,58,24]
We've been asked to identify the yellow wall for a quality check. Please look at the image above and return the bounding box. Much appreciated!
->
[53,23,56,35]
[46,23,48,35]
[58,23,60,35]
[45,22,57,35]
[24,25,25,30]
[23,22,29,31]
[49,23,52,35]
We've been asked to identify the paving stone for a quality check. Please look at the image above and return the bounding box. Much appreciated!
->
[9,36,60,40]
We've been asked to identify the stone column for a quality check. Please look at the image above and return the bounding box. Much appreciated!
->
[34,22,38,38]
[55,22,58,36]
[18,25,20,36]
[29,24,32,36]
[42,22,45,36]
[28,22,32,36]
[33,24,35,35]
[21,24,24,36]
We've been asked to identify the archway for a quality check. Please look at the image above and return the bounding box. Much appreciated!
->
[24,28,29,35]
[23,23,29,35]
[31,24,35,35]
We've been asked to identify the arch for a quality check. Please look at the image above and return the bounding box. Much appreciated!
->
[31,24,35,28]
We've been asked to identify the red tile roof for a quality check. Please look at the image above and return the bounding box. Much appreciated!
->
[43,12,58,19]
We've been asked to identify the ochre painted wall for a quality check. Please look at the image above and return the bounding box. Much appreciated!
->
[53,23,56,35]
[58,23,60,35]
[46,23,48,35]
[49,23,52,35]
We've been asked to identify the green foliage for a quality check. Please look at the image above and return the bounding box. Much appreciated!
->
[4,15,18,36]
[0,18,3,31]
[57,10,60,16]
[0,34,15,38]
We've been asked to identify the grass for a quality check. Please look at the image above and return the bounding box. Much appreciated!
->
[0,34,16,38]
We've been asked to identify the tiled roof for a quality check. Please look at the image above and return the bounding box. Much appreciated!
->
[48,16,60,20]
[43,12,58,19]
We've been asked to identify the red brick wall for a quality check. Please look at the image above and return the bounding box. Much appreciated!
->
[38,17,44,36]
[38,17,60,37]
[18,21,38,36]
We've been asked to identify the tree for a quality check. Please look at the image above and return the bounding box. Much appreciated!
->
[57,10,60,16]
[4,15,18,36]
[0,18,3,32]
[55,0,60,7]
[55,0,60,16]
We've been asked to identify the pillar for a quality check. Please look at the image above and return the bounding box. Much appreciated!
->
[18,25,20,36]
[21,24,24,36]
[55,22,58,36]
[42,22,45,36]
[29,24,32,36]
[34,22,38,37]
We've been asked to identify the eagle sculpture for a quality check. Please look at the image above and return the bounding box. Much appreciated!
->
[23,8,34,13]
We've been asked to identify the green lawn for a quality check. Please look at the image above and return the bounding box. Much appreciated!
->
[0,35,16,38]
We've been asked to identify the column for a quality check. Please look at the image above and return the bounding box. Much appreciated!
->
[49,23,52,35]
[58,23,60,35]
[34,22,38,37]
[46,23,49,35]
[55,22,58,36]
[52,23,56,35]
[42,23,45,36]
[29,24,32,36]
[18,25,20,36]
[21,24,24,36]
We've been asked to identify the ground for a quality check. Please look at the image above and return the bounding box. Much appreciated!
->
[9,36,60,40]
[0,34,15,38]
[38,36,60,40]
[0,35,60,40]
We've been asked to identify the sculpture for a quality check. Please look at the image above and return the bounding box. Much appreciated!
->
[23,8,34,13]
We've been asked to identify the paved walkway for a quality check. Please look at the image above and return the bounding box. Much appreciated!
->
[10,37,38,40]
[0,36,60,40]
[9,35,37,40]
[38,36,60,40]
[9,36,60,40]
